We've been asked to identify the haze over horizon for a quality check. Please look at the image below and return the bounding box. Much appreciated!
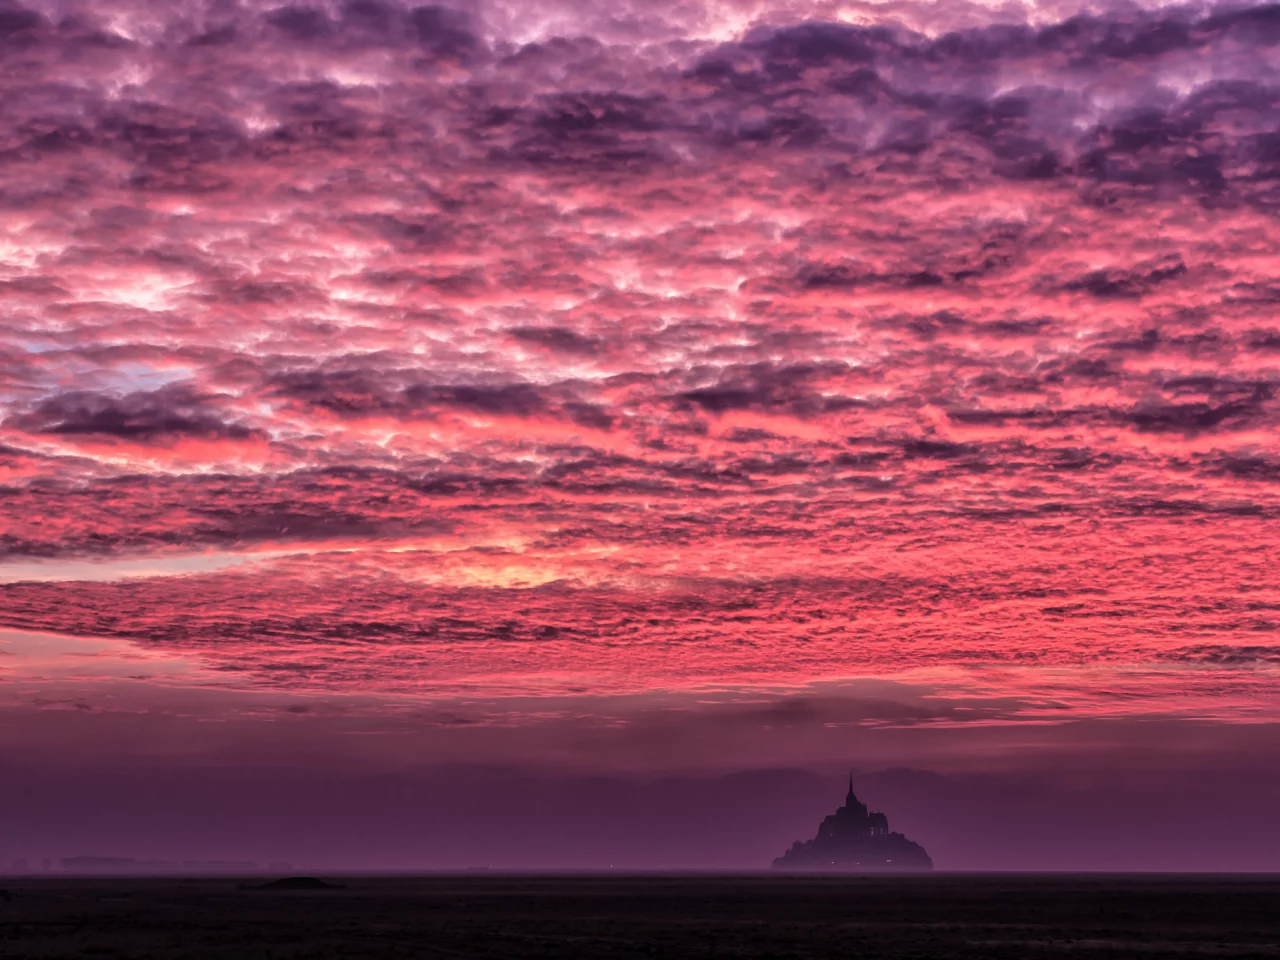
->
[2,0,1280,871]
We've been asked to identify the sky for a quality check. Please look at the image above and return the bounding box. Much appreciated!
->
[2,0,1280,870]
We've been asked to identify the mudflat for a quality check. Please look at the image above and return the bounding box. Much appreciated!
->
[1,874,1278,958]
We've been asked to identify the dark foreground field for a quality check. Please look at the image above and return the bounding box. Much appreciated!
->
[1,874,1278,959]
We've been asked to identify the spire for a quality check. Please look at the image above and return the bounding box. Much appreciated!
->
[847,770,854,800]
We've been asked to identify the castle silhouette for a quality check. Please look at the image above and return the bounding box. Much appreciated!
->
[772,774,933,872]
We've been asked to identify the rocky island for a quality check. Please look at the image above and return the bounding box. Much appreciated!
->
[773,775,933,872]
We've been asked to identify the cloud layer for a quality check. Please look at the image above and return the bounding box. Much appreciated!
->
[2,0,1280,722]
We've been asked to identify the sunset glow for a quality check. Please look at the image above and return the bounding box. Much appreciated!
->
[3,0,1280,870]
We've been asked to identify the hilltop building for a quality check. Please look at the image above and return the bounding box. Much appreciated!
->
[772,775,933,872]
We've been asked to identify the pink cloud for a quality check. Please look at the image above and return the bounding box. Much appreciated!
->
[0,0,1278,742]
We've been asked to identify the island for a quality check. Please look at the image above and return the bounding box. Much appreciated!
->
[773,775,933,871]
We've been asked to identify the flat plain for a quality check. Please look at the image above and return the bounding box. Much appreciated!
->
[1,874,1278,959]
